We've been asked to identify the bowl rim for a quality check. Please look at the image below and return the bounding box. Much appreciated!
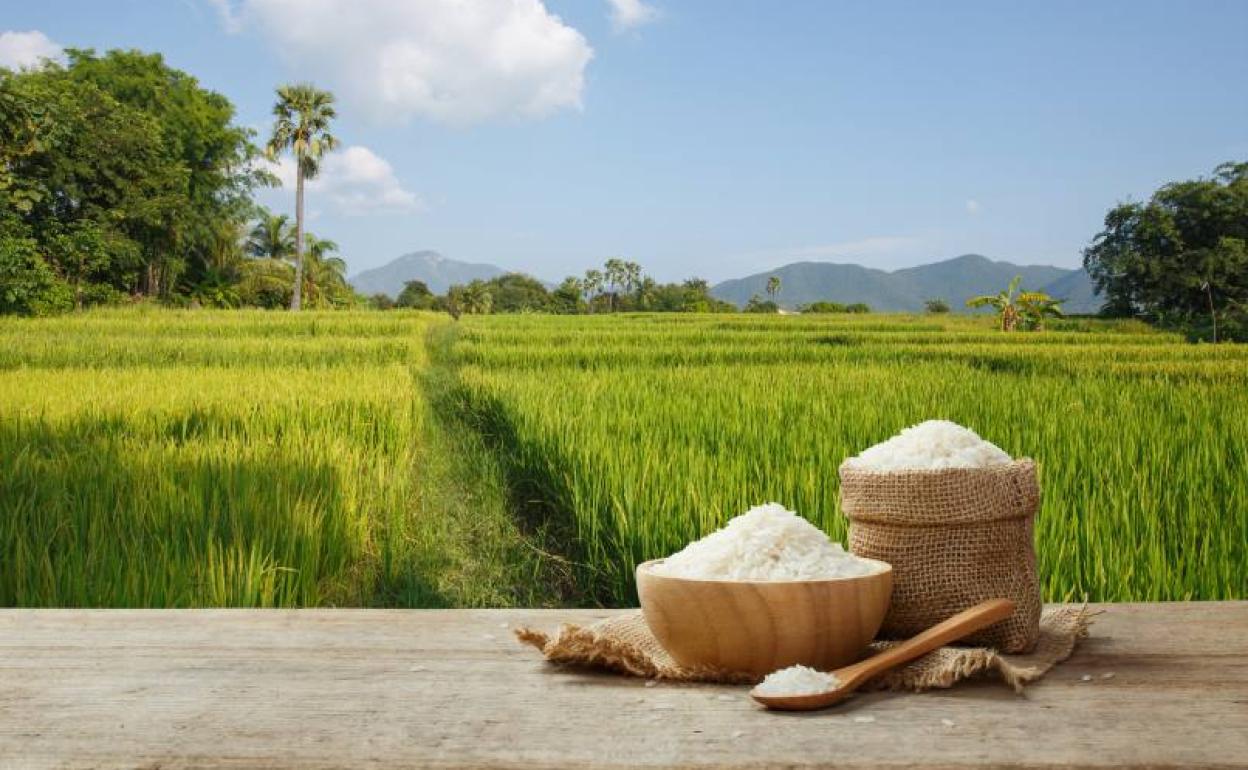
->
[636,557,892,585]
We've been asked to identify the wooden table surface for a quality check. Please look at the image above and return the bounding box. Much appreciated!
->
[0,602,1245,769]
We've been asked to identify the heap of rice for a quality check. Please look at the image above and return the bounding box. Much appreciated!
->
[842,420,1012,471]
[652,503,882,581]
[755,665,840,696]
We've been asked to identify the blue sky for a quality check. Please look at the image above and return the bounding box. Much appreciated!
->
[3,0,1246,282]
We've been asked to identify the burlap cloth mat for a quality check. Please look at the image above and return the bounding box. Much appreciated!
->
[517,606,1091,691]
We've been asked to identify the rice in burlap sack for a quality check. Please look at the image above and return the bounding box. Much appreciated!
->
[840,459,1042,653]
[515,606,1089,691]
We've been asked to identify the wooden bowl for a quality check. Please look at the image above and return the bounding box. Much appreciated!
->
[636,559,893,678]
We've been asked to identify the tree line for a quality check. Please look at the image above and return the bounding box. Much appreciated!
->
[372,259,887,316]
[0,49,348,314]
[373,259,739,315]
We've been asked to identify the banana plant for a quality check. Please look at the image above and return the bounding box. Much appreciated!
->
[966,275,1024,331]
[1017,291,1065,330]
[967,275,1064,331]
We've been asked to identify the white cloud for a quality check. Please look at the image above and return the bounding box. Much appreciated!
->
[270,145,422,215]
[966,199,981,215]
[0,30,64,70]
[607,0,659,31]
[213,0,593,125]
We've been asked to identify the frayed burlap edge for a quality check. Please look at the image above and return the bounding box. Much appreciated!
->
[514,613,756,685]
[516,606,1092,692]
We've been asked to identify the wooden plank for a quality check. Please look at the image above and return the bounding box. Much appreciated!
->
[0,603,1245,769]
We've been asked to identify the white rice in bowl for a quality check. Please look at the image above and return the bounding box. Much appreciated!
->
[651,503,883,581]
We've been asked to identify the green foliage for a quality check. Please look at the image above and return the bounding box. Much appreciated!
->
[1085,161,1248,341]
[446,280,494,318]
[426,261,735,317]
[924,298,951,314]
[744,294,779,313]
[0,78,44,216]
[800,301,872,314]
[643,278,735,313]
[246,211,294,261]
[65,49,270,283]
[0,235,72,315]
[1016,292,1064,331]
[766,275,781,300]
[369,293,397,310]
[45,220,127,308]
[190,268,242,308]
[397,280,436,310]
[237,259,294,309]
[550,277,585,314]
[601,258,642,312]
[266,84,338,180]
[0,49,268,310]
[582,269,604,311]
[483,273,551,313]
[801,301,848,313]
[301,234,351,308]
[237,216,350,309]
[967,276,1059,331]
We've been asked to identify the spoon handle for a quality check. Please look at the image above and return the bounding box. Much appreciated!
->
[843,598,1016,683]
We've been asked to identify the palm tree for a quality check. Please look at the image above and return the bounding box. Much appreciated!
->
[246,212,294,262]
[604,258,627,312]
[447,281,493,317]
[193,218,248,309]
[302,234,349,307]
[583,269,604,313]
[206,218,249,273]
[266,84,339,311]
[636,275,657,310]
[766,275,781,302]
[966,275,1025,331]
[624,261,642,295]
[555,276,584,313]
[463,282,493,315]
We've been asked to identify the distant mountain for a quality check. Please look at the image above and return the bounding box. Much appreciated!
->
[349,251,506,297]
[711,254,1103,314]
[1038,268,1102,314]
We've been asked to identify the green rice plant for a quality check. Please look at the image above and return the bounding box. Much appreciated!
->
[442,314,1248,606]
[0,309,557,608]
[3,308,1243,610]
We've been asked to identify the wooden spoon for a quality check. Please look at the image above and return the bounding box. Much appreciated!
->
[751,598,1016,711]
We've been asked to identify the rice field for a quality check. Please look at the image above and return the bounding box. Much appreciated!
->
[442,314,1248,605]
[1,309,1244,608]
[0,309,550,608]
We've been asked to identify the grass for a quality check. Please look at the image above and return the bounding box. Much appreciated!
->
[1,308,1243,608]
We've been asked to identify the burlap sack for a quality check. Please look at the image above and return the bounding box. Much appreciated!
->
[840,459,1042,653]
[516,606,1089,692]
